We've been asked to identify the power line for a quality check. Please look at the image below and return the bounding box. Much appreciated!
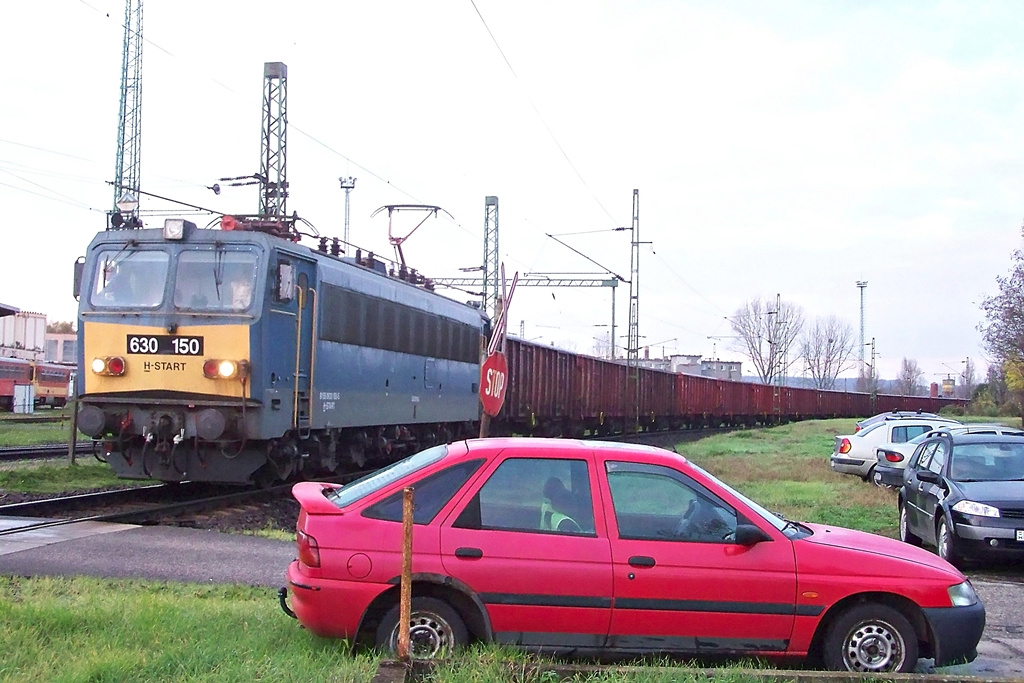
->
[468,0,620,228]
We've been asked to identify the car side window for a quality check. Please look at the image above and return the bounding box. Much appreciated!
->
[914,442,938,471]
[452,457,595,536]
[605,461,737,543]
[927,442,948,475]
[363,459,484,524]
[892,425,927,443]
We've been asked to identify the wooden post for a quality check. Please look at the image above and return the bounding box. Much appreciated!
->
[398,486,414,660]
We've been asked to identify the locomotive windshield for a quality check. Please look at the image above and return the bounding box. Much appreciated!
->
[90,249,170,308]
[173,249,259,312]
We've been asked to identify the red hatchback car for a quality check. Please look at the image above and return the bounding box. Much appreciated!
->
[281,438,984,673]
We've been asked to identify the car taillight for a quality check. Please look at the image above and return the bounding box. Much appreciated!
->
[91,356,126,376]
[839,438,851,454]
[297,530,320,568]
[884,451,904,463]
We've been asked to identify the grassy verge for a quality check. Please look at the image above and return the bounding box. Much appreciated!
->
[0,576,774,683]
[0,460,127,493]
[0,576,380,683]
[0,413,78,447]
[677,418,898,536]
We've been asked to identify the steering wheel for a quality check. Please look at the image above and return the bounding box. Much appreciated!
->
[674,499,702,539]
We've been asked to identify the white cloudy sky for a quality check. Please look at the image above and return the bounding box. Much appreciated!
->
[3,0,1023,382]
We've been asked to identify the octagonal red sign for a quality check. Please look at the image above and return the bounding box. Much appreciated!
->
[480,352,508,417]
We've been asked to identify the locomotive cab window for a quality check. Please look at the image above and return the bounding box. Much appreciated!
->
[90,249,170,308]
[174,249,259,312]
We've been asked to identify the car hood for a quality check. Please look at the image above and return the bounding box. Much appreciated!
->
[957,480,1024,505]
[798,522,961,577]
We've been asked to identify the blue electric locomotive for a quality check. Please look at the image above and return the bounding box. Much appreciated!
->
[74,218,486,484]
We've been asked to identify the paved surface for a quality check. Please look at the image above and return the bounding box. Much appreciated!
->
[0,518,1022,679]
[0,518,294,587]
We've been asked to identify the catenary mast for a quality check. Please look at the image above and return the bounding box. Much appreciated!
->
[109,0,144,229]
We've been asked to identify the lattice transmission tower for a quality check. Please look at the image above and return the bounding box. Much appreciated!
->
[109,0,144,229]
[483,196,499,317]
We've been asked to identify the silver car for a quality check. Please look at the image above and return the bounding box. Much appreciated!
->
[830,416,961,480]
[874,423,1024,487]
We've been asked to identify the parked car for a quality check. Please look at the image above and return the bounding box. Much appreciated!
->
[900,432,1024,567]
[282,437,984,672]
[856,410,943,433]
[875,425,1024,488]
[831,416,961,480]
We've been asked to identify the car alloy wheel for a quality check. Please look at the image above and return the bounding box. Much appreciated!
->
[376,597,468,659]
[823,603,918,673]
[937,517,962,567]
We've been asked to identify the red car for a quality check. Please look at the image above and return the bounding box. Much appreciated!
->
[281,438,984,673]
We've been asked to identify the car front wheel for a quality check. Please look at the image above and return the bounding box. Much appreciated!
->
[822,603,918,673]
[375,597,468,658]
[899,503,922,547]
[937,517,963,567]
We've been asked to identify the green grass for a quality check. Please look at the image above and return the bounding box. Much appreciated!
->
[0,576,780,683]
[0,413,78,447]
[0,576,380,683]
[0,460,127,493]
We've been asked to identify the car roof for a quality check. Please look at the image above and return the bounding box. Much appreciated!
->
[858,410,941,424]
[948,433,1024,445]
[461,436,684,462]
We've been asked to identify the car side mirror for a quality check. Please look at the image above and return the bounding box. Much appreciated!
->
[734,523,772,546]
[917,469,941,484]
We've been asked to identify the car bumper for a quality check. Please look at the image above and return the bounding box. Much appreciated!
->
[872,464,905,488]
[285,560,389,639]
[954,521,1024,558]
[829,456,872,477]
[922,602,985,667]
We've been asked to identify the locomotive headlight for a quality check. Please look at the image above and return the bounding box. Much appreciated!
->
[162,218,196,240]
[92,356,126,376]
[203,359,250,380]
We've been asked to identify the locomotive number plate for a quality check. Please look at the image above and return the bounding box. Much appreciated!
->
[126,335,204,356]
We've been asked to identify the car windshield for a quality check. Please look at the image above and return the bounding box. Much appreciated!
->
[949,442,1024,482]
[856,422,884,438]
[90,248,170,308]
[173,248,259,311]
[687,461,798,535]
[326,444,449,508]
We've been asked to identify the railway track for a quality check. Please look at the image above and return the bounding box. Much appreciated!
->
[0,483,289,537]
[0,443,96,463]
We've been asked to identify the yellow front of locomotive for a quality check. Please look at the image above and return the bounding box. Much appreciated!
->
[76,219,265,483]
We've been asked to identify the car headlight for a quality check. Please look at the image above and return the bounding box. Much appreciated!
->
[952,499,1000,518]
[947,581,979,607]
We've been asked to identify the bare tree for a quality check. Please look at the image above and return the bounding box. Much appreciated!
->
[46,320,75,334]
[896,358,924,396]
[730,296,805,385]
[980,226,1024,362]
[800,316,856,389]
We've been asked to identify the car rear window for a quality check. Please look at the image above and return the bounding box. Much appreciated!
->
[326,444,449,508]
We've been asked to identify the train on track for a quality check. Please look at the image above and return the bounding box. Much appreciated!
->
[73,216,962,485]
[0,357,73,411]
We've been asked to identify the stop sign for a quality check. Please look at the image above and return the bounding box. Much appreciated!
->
[480,352,508,417]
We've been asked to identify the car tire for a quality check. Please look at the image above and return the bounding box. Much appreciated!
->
[822,603,918,673]
[898,503,922,547]
[937,516,963,567]
[375,597,468,658]
[861,465,875,483]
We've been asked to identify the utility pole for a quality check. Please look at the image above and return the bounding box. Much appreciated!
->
[259,62,288,220]
[483,196,499,318]
[856,281,868,377]
[627,189,641,430]
[109,0,144,230]
[339,176,356,245]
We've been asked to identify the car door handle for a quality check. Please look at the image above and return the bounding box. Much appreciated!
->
[628,555,656,568]
[454,547,483,559]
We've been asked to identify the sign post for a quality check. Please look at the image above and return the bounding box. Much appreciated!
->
[479,267,517,437]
